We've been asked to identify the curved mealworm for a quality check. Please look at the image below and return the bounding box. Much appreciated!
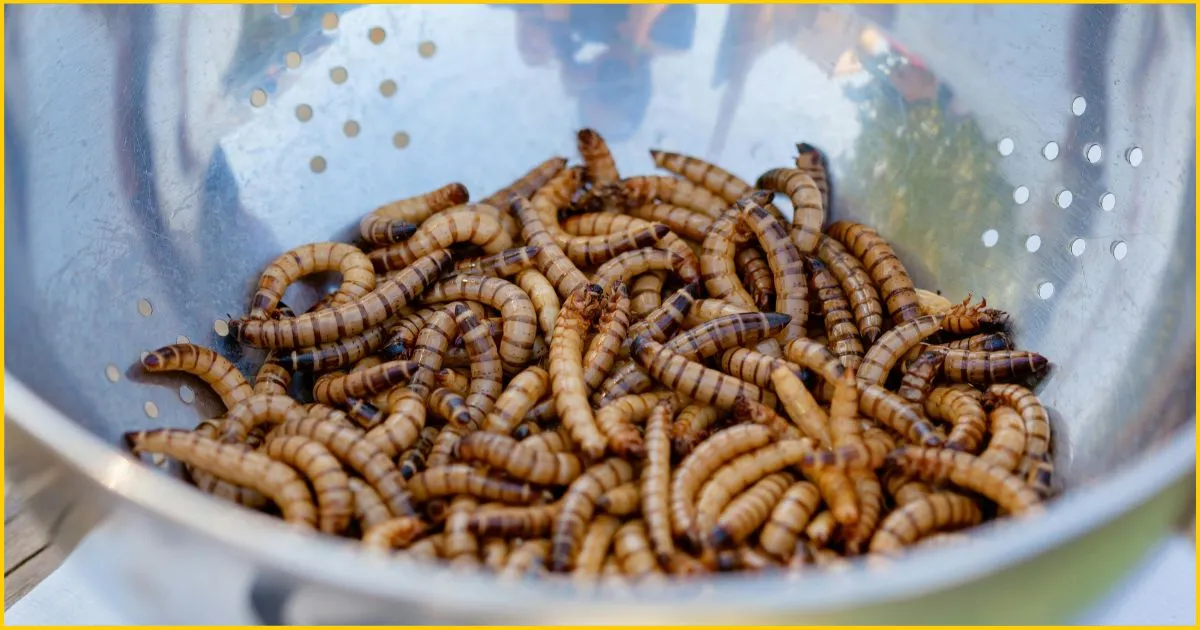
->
[739,197,808,341]
[368,209,513,273]
[560,211,699,278]
[407,464,538,504]
[361,181,469,228]
[597,482,640,516]
[869,492,983,555]
[694,440,820,541]
[942,295,1009,335]
[404,308,456,400]
[770,362,832,445]
[925,386,987,453]
[858,382,943,447]
[629,271,666,319]
[755,167,825,255]
[944,332,1011,352]
[842,469,883,554]
[432,368,469,396]
[141,343,254,410]
[710,471,794,549]
[816,235,884,343]
[263,434,353,534]
[452,245,542,278]
[732,396,803,440]
[220,394,307,443]
[640,397,675,566]
[804,510,839,546]
[887,446,1043,515]
[681,298,784,358]
[577,128,620,186]
[501,539,551,580]
[857,314,944,386]
[631,335,775,410]
[915,288,954,315]
[781,336,845,384]
[125,429,316,528]
[231,250,452,349]
[424,273,540,375]
[449,303,503,423]
[254,354,292,396]
[468,502,560,538]
[809,465,860,526]
[399,425,440,479]
[592,247,699,290]
[613,519,662,580]
[348,477,392,532]
[735,247,775,310]
[583,283,632,392]
[617,175,728,219]
[363,387,427,458]
[884,468,932,506]
[455,432,583,485]
[700,209,756,309]
[897,350,947,407]
[274,324,388,373]
[274,413,414,518]
[550,284,609,460]
[826,221,920,326]
[670,403,722,456]
[481,156,567,211]
[718,347,804,392]
[792,142,831,209]
[443,496,480,562]
[670,424,776,540]
[189,417,267,509]
[513,191,589,299]
[549,458,635,572]
[513,268,560,339]
[344,398,386,429]
[522,425,573,453]
[482,366,550,435]
[428,387,473,427]
[623,281,700,349]
[628,203,712,241]
[808,257,864,370]
[863,425,898,469]
[362,516,427,552]
[359,217,418,247]
[984,383,1052,477]
[248,242,376,320]
[572,514,621,582]
[312,360,420,405]
[594,391,677,458]
[942,349,1050,384]
[981,406,1027,472]
[828,369,867,459]
[650,149,783,219]
[759,480,821,560]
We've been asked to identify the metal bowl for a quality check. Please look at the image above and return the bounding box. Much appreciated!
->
[4,4,1195,623]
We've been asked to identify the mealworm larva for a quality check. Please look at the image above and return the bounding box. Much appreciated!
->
[583,283,632,392]
[428,387,473,427]
[220,394,307,443]
[344,398,386,429]
[859,382,943,447]
[572,514,621,582]
[550,284,609,459]
[351,356,383,373]
[362,181,469,229]
[897,350,947,407]
[759,481,821,560]
[862,426,898,469]
[755,168,825,255]
[359,217,418,247]
[857,314,943,386]
[597,482,640,516]
[984,383,1052,481]
[629,271,667,320]
[808,257,864,370]
[617,175,729,219]
[313,360,420,405]
[700,209,756,309]
[631,336,775,410]
[450,303,503,423]
[826,221,920,326]
[348,477,392,531]
[513,269,560,340]
[455,432,583,485]
[443,496,480,561]
[423,273,539,374]
[792,142,831,209]
[869,492,983,555]
[942,349,1051,385]
[482,366,550,435]
[717,347,804,392]
[452,245,542,278]
[274,324,389,373]
[925,386,987,453]
[399,425,440,479]
[407,464,538,504]
[560,211,700,279]
[613,519,662,580]
[550,458,635,572]
[626,281,700,346]
[404,308,456,399]
[670,404,723,456]
[944,332,1012,352]
[981,406,1027,472]
[141,344,254,410]
[482,537,510,571]
[640,397,675,566]
[263,434,353,534]
[577,128,620,186]
[816,235,884,343]
[738,198,808,342]
[481,156,567,210]
[370,209,513,273]
[189,417,267,508]
[735,246,775,310]
[248,242,376,320]
[670,424,776,540]
[468,502,560,538]
[843,469,883,554]
[783,338,846,386]
[710,471,794,548]
[363,387,427,458]
[770,363,831,446]
[942,294,1009,335]
[694,440,820,542]
[592,247,699,290]
[501,539,552,579]
[594,391,678,458]
[254,353,292,396]
[915,288,954,315]
[647,149,750,203]
[521,425,572,453]
[809,466,860,526]
[884,468,932,506]
[124,429,316,528]
[515,186,590,298]
[804,510,838,546]
[232,250,453,349]
[732,397,803,440]
[433,368,470,395]
[361,516,427,552]
[887,446,1043,515]
[628,203,712,241]
[828,369,867,457]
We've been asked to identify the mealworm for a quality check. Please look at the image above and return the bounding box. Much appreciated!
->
[843,469,883,554]
[614,519,662,580]
[732,397,803,440]
[755,167,825,255]
[826,221,920,326]
[597,482,640,516]
[694,440,820,541]
[857,314,943,386]
[792,142,831,210]
[468,502,560,538]
[915,289,954,315]
[627,281,700,345]
[501,539,551,579]
[869,492,983,555]
[897,350,947,408]
[591,391,673,458]
[628,203,712,241]
[944,332,1011,352]
[455,432,583,485]
[232,250,452,348]
[351,356,383,373]
[710,471,794,549]
[274,324,389,373]
[443,496,480,561]
[886,446,1043,515]
[576,128,621,186]
[942,349,1050,384]
[560,211,700,278]
[313,360,420,405]
[343,398,386,429]
[362,181,469,229]
[670,404,723,456]
[141,344,254,410]
[718,347,804,393]
[254,354,292,396]
[650,150,779,217]
[583,283,632,392]
[550,284,609,459]
[522,425,572,453]
[399,425,441,479]
[479,366,550,435]
[863,425,898,469]
[816,235,884,343]
[125,429,316,528]
[924,386,987,453]
[670,425,777,540]
[592,247,698,291]
[631,336,775,410]
[639,397,675,566]
[759,480,821,560]
[274,413,414,517]
[770,363,832,445]
[248,242,377,320]
[783,338,846,385]
[449,303,503,423]
[735,247,775,310]
[984,383,1052,480]
[509,271,558,342]
[263,434,353,534]
[884,469,932,506]
[363,387,427,458]
[981,405,1027,472]
[572,514,621,582]
[482,538,510,571]
[348,477,392,532]
[809,465,860,526]
[188,418,267,508]
[423,274,539,374]
[453,245,541,278]
[428,387,474,427]
[220,394,307,443]
[804,510,838,546]
[481,156,567,210]
[859,383,943,447]
[362,516,427,552]
[359,217,418,247]
[828,369,866,457]
[511,194,589,299]
[808,257,864,370]
[738,197,808,342]
[434,368,471,396]
[407,464,538,504]
[617,175,728,219]
[700,209,756,309]
[942,294,1009,335]
[370,209,513,273]
[404,308,456,399]
[550,458,635,572]
[629,271,667,320]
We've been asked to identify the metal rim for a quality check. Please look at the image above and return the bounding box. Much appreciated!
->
[6,371,1194,617]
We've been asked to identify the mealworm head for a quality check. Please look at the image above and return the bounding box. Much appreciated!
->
[388,221,419,242]
[141,353,162,369]
[650,223,670,241]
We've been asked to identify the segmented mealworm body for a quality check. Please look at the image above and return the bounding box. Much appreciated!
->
[468,502,560,538]
[482,366,550,435]
[816,235,884,342]
[399,425,440,479]
[364,387,427,458]
[404,308,455,399]
[141,344,254,410]
[738,198,808,342]
[770,363,832,445]
[925,386,987,453]
[348,477,392,531]
[522,425,571,452]
[897,350,947,407]
[984,383,1052,483]
[428,387,473,427]
[550,458,635,572]
[125,430,316,528]
[755,168,826,254]
[858,314,943,386]
[670,424,776,539]
[481,157,567,210]
[981,406,1027,472]
[641,398,675,565]
[254,356,292,396]
[515,269,561,338]
[422,273,538,374]
[828,369,867,457]
[220,394,307,443]
[614,520,662,580]
[710,472,794,548]
[450,303,503,423]
[805,511,838,546]
[885,469,932,506]
[869,492,983,555]
[783,338,847,384]
[942,295,1009,335]
[629,271,666,319]
[560,211,699,276]
[701,209,756,309]
[344,399,384,430]
[792,142,831,209]
[370,210,512,273]
[455,432,583,485]
[944,332,1011,352]
[249,242,377,320]
[433,368,470,395]
[275,325,389,373]
[407,464,538,504]
[263,435,353,534]
[577,128,620,186]
[583,283,632,392]
[362,181,469,228]
[887,446,1043,515]
[735,247,775,310]
[718,347,803,391]
[671,404,723,456]
[501,539,551,579]
[443,496,480,561]
[597,482,641,516]
[826,221,919,326]
[573,515,621,581]
[550,284,609,459]
[629,203,712,241]
[512,195,589,299]
[632,336,775,410]
[843,469,883,553]
[453,245,541,277]
[732,397,803,440]
[760,481,821,559]
[809,258,864,369]
[360,218,418,246]
[627,281,700,343]
[362,517,427,552]
[694,440,821,541]
[942,350,1050,384]
[594,391,677,458]
[592,247,698,290]
[313,360,420,405]
[859,383,943,447]
[618,175,729,219]
[232,250,452,348]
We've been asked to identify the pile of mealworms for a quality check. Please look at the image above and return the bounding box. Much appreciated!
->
[125,129,1054,581]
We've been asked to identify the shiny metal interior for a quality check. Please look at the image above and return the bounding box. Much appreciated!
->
[4,4,1196,624]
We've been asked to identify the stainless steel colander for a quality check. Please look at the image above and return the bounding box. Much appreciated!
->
[4,4,1195,624]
